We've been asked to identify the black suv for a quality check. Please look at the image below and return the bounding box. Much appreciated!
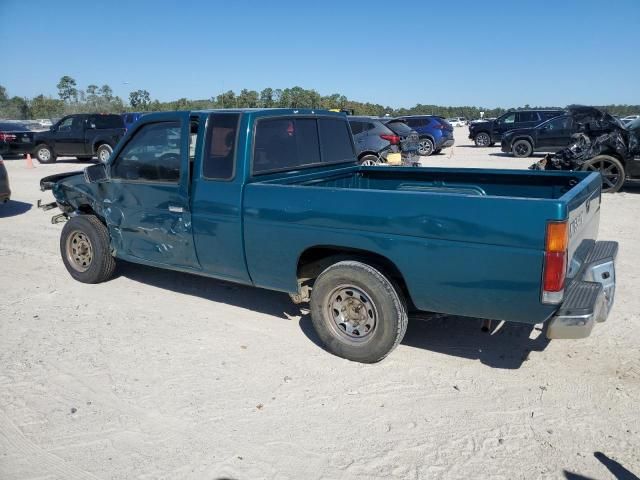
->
[469,109,565,147]
[33,113,126,163]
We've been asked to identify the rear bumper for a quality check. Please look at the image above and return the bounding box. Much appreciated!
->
[546,241,618,339]
[437,138,455,149]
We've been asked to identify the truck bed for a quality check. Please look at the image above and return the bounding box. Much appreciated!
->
[273,166,587,200]
[243,165,602,325]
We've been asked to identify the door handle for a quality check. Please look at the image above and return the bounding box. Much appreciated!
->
[168,205,184,213]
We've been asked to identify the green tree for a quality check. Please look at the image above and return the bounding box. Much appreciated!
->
[129,89,151,109]
[216,90,237,108]
[259,88,274,108]
[30,95,64,119]
[237,89,259,108]
[100,85,114,101]
[57,75,78,103]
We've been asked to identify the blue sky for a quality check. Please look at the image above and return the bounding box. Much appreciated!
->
[1,0,638,108]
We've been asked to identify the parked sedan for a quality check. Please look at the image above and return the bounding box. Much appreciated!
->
[348,116,419,166]
[0,156,11,203]
[0,122,36,157]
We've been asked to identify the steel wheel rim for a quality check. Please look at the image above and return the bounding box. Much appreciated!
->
[476,133,489,146]
[325,285,378,343]
[361,158,378,166]
[586,160,620,191]
[418,140,433,155]
[65,230,93,272]
[38,148,50,161]
[99,146,111,162]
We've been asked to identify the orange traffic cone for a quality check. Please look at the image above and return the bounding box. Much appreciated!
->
[25,153,34,169]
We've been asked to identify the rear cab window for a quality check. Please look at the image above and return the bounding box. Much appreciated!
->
[89,115,125,129]
[203,113,240,180]
[253,116,354,175]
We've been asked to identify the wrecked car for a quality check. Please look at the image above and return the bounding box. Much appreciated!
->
[531,106,640,193]
[40,109,618,363]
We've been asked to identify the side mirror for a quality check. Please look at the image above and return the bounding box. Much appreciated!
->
[84,163,109,183]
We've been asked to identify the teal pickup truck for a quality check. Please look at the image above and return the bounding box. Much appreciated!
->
[40,109,618,363]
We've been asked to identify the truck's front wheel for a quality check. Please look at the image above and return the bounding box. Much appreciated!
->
[309,261,408,363]
[60,215,116,283]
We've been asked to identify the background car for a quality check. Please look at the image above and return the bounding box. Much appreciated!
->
[0,122,36,157]
[446,117,467,127]
[621,115,639,126]
[501,114,575,157]
[0,155,11,203]
[348,116,419,166]
[469,109,565,147]
[122,112,145,130]
[395,115,455,156]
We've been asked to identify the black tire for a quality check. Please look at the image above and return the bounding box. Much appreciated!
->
[417,138,435,156]
[581,155,625,193]
[309,260,408,363]
[96,144,113,163]
[474,132,491,147]
[511,139,533,158]
[433,148,442,154]
[35,144,56,163]
[60,215,116,283]
[359,154,381,166]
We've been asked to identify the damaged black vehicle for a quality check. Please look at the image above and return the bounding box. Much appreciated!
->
[531,106,640,193]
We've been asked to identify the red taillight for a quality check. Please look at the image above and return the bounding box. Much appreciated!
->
[542,221,568,302]
[0,132,17,142]
[380,134,400,144]
[543,251,567,292]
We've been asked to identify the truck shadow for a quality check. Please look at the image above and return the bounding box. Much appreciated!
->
[400,315,550,369]
[0,200,32,218]
[117,262,549,369]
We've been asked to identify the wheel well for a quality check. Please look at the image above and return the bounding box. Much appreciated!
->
[512,136,533,146]
[93,141,110,151]
[473,130,490,138]
[419,135,435,144]
[297,246,415,309]
[358,151,379,159]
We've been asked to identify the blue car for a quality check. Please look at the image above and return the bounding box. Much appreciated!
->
[396,115,455,156]
[121,112,145,130]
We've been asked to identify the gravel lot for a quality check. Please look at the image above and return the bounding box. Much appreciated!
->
[1,129,639,480]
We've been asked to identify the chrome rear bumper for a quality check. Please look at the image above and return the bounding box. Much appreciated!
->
[546,241,617,339]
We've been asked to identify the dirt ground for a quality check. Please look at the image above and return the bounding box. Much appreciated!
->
[1,129,639,480]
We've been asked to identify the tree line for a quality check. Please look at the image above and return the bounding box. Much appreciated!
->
[1,76,639,121]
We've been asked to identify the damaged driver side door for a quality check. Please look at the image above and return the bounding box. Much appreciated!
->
[101,113,200,269]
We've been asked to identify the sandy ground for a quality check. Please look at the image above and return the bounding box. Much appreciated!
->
[1,129,639,480]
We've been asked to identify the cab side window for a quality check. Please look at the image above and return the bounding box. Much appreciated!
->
[111,122,181,182]
[203,113,239,180]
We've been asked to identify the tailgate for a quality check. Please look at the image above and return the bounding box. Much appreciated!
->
[562,171,602,281]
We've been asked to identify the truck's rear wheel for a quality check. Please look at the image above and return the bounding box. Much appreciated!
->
[96,144,113,163]
[581,155,625,193]
[60,215,116,283]
[309,261,408,363]
[35,144,56,163]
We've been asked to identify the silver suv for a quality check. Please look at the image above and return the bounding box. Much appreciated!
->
[348,117,420,166]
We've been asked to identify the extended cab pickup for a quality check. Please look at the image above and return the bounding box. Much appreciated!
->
[33,113,126,164]
[40,109,618,363]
